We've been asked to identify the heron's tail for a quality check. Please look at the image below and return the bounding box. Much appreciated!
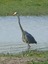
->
[17,15,24,32]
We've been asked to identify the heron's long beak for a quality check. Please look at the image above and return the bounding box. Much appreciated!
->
[13,12,17,16]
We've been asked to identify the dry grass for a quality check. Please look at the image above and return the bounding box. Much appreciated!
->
[0,57,48,64]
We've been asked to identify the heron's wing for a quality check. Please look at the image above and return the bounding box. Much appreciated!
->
[25,31,37,43]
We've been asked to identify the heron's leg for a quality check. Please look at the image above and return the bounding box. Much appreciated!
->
[28,43,30,51]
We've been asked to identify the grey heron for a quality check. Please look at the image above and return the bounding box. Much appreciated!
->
[13,12,37,50]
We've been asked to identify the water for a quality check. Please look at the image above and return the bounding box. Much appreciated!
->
[0,16,48,54]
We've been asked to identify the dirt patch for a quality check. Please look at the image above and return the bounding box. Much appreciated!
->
[0,57,48,64]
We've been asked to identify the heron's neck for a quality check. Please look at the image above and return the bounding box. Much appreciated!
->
[17,15,24,32]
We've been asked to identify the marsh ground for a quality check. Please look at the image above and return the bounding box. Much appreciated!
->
[0,50,48,64]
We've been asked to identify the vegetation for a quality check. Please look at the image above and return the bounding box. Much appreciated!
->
[0,0,48,16]
[0,50,48,64]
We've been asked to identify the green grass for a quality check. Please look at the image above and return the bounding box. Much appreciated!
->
[0,0,48,16]
[0,50,48,58]
[26,61,48,64]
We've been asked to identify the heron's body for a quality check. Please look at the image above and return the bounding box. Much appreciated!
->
[22,31,37,44]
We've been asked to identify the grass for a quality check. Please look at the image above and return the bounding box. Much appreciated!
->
[0,50,48,58]
[0,0,48,16]
[0,50,48,64]
[26,61,48,64]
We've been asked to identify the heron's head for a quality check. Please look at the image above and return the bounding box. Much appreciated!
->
[13,12,18,16]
